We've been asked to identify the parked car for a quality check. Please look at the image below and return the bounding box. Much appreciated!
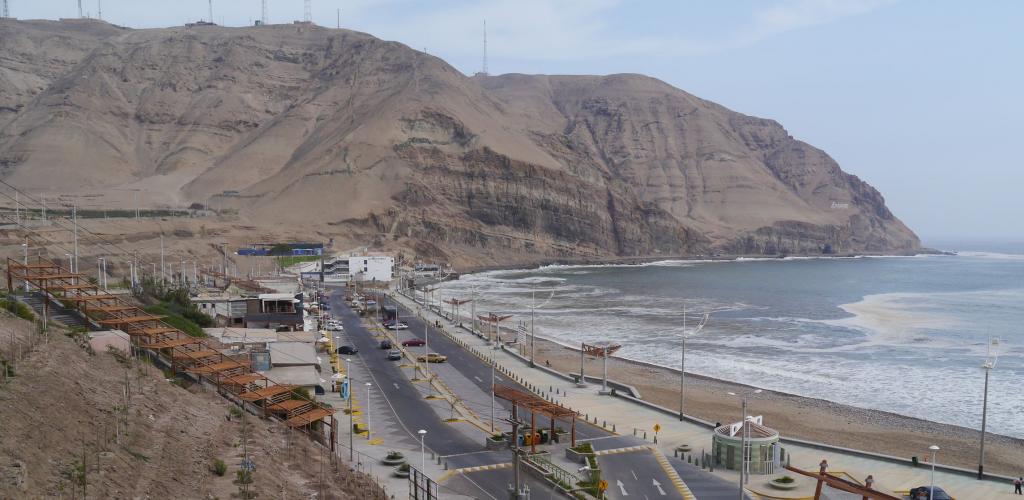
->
[387,349,402,361]
[387,322,409,330]
[401,338,426,347]
[417,353,448,363]
[379,340,393,349]
[337,345,358,355]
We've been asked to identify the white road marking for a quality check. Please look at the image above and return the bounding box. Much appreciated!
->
[631,470,638,481]
[393,383,400,390]
[617,479,629,496]
[652,478,666,496]
[474,376,483,382]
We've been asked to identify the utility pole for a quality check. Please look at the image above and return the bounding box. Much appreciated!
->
[336,8,339,28]
[159,234,165,284]
[72,204,79,276]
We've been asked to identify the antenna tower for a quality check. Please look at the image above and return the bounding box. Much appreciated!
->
[2,0,8,18]
[208,0,213,22]
[78,0,83,18]
[261,0,267,25]
[303,0,311,22]
[97,0,101,20]
[481,20,489,76]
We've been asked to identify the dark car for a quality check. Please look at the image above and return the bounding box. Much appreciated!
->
[379,340,393,349]
[387,349,402,361]
[908,486,952,500]
[401,338,426,347]
[336,345,358,355]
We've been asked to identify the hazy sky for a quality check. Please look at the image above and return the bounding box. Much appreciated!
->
[9,0,1023,244]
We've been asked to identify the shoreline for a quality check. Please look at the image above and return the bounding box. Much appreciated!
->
[454,249,948,275]
[522,333,1023,476]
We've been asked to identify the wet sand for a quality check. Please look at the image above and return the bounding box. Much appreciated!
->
[524,336,1023,477]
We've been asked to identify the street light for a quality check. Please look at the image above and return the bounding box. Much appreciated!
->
[365,382,372,441]
[678,305,709,420]
[524,285,555,368]
[346,358,353,461]
[418,429,427,472]
[728,388,762,498]
[978,337,1000,479]
[929,445,940,499]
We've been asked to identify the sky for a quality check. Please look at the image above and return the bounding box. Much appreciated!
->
[9,0,1024,245]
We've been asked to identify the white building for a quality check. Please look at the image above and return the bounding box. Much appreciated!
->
[347,253,394,283]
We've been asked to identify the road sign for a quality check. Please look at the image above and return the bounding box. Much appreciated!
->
[654,423,661,433]
[598,479,608,492]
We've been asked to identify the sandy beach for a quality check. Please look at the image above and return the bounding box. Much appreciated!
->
[520,335,1023,477]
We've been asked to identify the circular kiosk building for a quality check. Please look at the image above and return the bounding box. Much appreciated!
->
[712,416,783,475]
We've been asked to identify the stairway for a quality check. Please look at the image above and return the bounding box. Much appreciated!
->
[16,293,94,330]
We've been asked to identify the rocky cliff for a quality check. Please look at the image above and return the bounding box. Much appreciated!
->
[0,19,919,265]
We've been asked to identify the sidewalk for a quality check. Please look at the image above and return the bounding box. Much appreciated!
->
[393,291,1019,499]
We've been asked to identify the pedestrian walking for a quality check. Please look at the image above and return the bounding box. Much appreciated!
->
[1014,476,1022,495]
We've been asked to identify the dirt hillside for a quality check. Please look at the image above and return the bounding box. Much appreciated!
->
[0,312,383,499]
[0,18,919,266]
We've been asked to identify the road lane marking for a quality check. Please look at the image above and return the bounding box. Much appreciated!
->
[617,479,629,496]
[652,478,666,496]
[474,376,483,382]
[393,383,400,390]
[632,470,638,481]
[650,447,696,500]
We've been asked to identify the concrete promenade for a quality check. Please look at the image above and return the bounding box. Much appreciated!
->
[393,291,1017,499]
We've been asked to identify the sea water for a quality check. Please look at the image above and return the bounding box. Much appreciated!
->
[438,250,1024,438]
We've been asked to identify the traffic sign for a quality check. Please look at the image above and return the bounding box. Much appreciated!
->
[598,479,608,492]
[654,423,661,433]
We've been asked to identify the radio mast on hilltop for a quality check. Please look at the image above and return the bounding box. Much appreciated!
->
[2,0,7,19]
[208,0,213,22]
[476,20,489,76]
[261,0,267,25]
[78,0,83,18]
[303,0,311,23]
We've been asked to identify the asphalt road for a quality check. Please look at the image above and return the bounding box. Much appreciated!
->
[328,289,481,456]
[378,292,608,442]
[598,450,687,500]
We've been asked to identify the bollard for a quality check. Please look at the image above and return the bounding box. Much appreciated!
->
[633,428,637,436]
[643,431,647,440]
[603,420,606,428]
[612,424,616,433]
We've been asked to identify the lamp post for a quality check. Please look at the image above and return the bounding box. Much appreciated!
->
[929,445,940,499]
[365,382,372,441]
[728,388,762,498]
[346,358,353,461]
[524,286,554,368]
[678,306,709,420]
[418,429,427,472]
[978,337,1000,479]
[21,242,28,292]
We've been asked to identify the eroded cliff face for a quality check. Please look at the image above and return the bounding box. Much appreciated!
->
[0,20,919,266]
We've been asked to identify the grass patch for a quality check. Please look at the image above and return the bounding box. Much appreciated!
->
[0,299,35,321]
[276,255,320,268]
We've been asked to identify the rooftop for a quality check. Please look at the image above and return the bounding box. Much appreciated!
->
[259,366,323,388]
[714,417,779,440]
[268,341,318,366]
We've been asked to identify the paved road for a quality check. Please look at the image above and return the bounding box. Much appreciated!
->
[447,466,553,500]
[598,449,687,500]
[668,456,755,500]
[380,293,608,442]
[329,290,482,456]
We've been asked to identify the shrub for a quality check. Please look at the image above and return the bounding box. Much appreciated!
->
[774,476,795,484]
[212,459,227,476]
[0,299,34,321]
[386,451,404,460]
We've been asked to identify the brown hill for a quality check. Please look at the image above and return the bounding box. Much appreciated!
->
[0,312,379,499]
[0,19,919,265]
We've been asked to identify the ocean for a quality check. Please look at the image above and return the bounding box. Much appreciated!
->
[437,249,1024,438]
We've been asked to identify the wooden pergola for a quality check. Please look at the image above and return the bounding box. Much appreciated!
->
[494,384,578,453]
[477,313,513,343]
[6,257,336,439]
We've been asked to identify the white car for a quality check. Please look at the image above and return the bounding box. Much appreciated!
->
[386,322,409,330]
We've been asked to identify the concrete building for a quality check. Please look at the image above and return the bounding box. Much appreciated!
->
[263,341,324,395]
[345,252,394,282]
[243,293,304,331]
[192,295,248,326]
